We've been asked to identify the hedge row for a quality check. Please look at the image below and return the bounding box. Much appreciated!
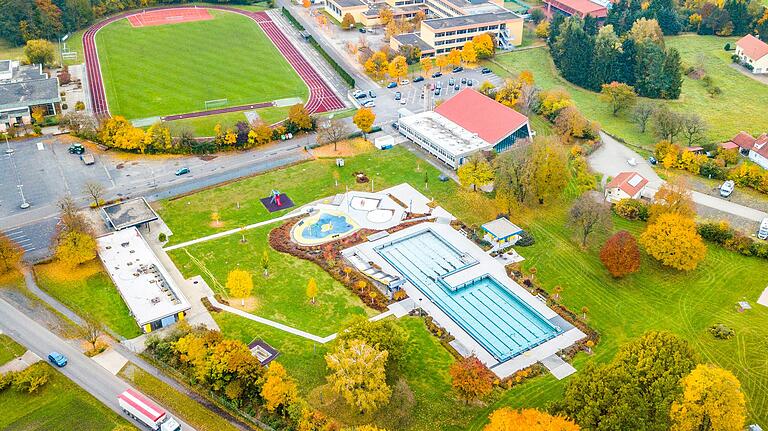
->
[281,7,355,88]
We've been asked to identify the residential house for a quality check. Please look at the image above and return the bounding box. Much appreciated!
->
[0,60,61,133]
[735,34,768,74]
[604,171,649,203]
[726,131,768,169]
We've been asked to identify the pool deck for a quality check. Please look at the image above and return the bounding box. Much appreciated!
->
[343,221,586,379]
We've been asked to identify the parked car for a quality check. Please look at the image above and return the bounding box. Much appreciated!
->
[386,82,398,88]
[354,91,367,99]
[175,167,190,176]
[68,143,85,155]
[400,79,410,85]
[400,99,407,105]
[436,81,442,89]
[719,180,735,197]
[394,91,402,100]
[391,122,399,130]
[48,352,68,367]
[452,66,463,73]
[648,156,657,165]
[481,67,492,74]
[758,217,768,240]
[434,88,441,96]
[362,100,376,108]
[413,76,425,83]
[358,27,366,33]
[352,89,364,98]
[454,84,460,90]
[467,80,473,86]
[368,90,377,98]
[460,77,467,84]
[431,71,442,78]
[448,78,455,86]
[438,174,450,182]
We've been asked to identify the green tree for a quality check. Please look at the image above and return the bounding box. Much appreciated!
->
[555,331,698,431]
[552,17,596,90]
[336,316,411,370]
[24,39,55,66]
[261,250,270,277]
[457,157,494,191]
[325,339,391,413]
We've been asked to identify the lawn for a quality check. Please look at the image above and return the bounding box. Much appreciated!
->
[119,362,239,431]
[169,224,376,335]
[0,362,133,430]
[491,35,768,148]
[34,261,142,339]
[165,106,291,137]
[0,334,26,364]
[154,145,498,245]
[95,9,307,119]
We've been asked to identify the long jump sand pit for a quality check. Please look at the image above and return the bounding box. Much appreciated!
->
[127,7,213,28]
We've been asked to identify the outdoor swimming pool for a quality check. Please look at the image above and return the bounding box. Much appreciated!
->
[375,229,561,361]
[300,213,355,241]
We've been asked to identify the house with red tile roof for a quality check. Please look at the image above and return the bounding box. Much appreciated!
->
[542,0,608,19]
[397,88,531,169]
[735,34,768,74]
[725,131,768,169]
[604,171,649,203]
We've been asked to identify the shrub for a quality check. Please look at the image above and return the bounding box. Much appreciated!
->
[74,101,85,111]
[61,103,68,110]
[697,221,734,244]
[724,43,730,51]
[158,232,167,242]
[709,323,734,340]
[731,54,740,63]
[0,372,15,391]
[515,231,535,247]
[613,198,649,221]
[752,241,768,258]
[13,365,49,393]
[723,235,754,256]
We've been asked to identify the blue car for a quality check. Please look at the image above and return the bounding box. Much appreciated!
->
[48,352,68,367]
[386,82,397,89]
[175,167,190,176]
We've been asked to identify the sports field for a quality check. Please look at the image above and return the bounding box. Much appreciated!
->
[95,9,308,120]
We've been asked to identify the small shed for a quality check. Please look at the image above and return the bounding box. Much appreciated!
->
[248,339,280,366]
[481,217,524,246]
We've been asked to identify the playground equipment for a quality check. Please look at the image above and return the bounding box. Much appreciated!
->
[270,190,283,207]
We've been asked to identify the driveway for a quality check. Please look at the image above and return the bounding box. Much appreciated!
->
[590,132,768,223]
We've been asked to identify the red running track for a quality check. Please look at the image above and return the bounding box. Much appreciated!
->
[83,6,345,120]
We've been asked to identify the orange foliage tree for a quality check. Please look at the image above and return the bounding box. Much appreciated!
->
[484,408,580,431]
[599,230,641,278]
[449,356,494,404]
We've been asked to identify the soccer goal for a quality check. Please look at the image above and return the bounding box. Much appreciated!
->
[204,98,228,110]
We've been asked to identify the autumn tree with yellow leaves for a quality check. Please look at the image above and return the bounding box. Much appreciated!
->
[0,232,23,274]
[325,339,391,413]
[461,41,477,64]
[483,408,580,431]
[447,48,462,67]
[226,269,253,306]
[261,362,298,415]
[388,55,408,83]
[306,277,318,304]
[353,108,376,137]
[472,33,494,59]
[419,56,433,76]
[98,116,145,152]
[670,364,747,431]
[640,213,707,271]
[364,51,389,80]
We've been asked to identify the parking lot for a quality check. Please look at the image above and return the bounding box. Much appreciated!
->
[354,67,506,124]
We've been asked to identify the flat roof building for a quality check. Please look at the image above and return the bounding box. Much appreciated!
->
[102,197,160,231]
[0,60,61,133]
[542,0,608,19]
[398,89,531,169]
[97,227,191,333]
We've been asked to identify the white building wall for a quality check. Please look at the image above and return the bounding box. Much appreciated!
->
[748,150,768,169]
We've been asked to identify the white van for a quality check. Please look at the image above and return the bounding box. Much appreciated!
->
[758,217,768,240]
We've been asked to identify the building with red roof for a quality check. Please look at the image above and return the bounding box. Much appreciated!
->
[735,34,768,74]
[542,0,608,19]
[724,131,768,170]
[397,88,531,169]
[604,171,649,203]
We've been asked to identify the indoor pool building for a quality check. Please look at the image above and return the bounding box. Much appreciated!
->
[343,221,585,379]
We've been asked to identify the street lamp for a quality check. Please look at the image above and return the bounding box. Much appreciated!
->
[17,185,29,209]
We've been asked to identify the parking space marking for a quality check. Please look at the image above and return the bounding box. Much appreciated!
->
[36,142,44,151]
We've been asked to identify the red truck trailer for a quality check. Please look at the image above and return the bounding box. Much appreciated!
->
[118,389,181,431]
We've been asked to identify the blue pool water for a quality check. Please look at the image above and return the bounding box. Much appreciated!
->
[301,213,354,240]
[375,229,561,361]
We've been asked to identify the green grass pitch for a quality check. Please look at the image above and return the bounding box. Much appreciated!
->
[95,9,308,119]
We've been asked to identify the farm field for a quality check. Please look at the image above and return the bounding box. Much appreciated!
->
[491,35,768,148]
[0,362,132,430]
[34,261,141,339]
[95,9,307,119]
[157,146,768,427]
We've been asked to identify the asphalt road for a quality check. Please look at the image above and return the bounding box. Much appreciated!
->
[1,134,309,261]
